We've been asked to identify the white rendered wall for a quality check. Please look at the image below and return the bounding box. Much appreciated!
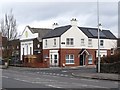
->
[43,26,117,50]
[61,26,88,49]
[20,27,38,40]
[43,37,60,49]
[20,40,33,60]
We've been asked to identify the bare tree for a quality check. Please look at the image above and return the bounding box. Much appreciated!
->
[0,10,17,40]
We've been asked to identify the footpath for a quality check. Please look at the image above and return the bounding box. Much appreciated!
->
[72,72,120,81]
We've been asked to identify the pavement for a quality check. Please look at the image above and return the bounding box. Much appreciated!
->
[72,72,120,81]
[7,66,120,82]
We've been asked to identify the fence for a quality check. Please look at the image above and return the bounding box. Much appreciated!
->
[99,61,120,74]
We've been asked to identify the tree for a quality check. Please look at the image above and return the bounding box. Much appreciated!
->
[0,10,17,40]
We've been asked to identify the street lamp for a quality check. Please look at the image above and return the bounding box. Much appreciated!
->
[97,0,101,73]
[98,23,102,73]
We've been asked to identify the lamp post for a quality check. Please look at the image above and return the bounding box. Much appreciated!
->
[97,0,101,73]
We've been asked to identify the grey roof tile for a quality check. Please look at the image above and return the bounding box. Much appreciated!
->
[43,25,72,39]
[42,25,116,39]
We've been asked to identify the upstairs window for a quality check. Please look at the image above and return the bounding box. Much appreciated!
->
[45,40,47,47]
[81,39,85,46]
[100,40,104,47]
[88,39,92,47]
[54,39,56,46]
[66,38,74,46]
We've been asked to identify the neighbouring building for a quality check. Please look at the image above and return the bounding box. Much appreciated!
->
[117,38,120,52]
[0,32,8,60]
[0,32,21,64]
[20,26,52,67]
[0,33,2,59]
[42,18,117,67]
[8,39,21,64]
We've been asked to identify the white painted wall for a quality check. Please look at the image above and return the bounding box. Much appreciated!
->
[20,40,33,60]
[61,26,88,49]
[87,38,117,50]
[20,26,38,40]
[43,37,60,49]
[43,25,117,50]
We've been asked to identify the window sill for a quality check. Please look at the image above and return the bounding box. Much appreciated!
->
[66,63,74,64]
[66,45,74,47]
[88,45,92,47]
[81,44,85,46]
[53,45,57,47]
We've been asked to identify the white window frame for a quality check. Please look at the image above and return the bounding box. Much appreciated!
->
[88,55,92,64]
[66,54,74,64]
[100,40,104,47]
[53,39,57,47]
[45,40,47,47]
[66,38,74,46]
[88,39,92,47]
[81,39,85,46]
[111,48,114,55]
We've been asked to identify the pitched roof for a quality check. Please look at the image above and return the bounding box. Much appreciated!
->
[79,27,116,39]
[26,26,52,39]
[43,25,72,39]
[42,25,117,39]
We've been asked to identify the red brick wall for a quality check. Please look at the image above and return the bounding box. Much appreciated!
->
[42,49,50,66]
[42,48,112,67]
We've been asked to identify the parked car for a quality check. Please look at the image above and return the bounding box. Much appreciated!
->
[0,59,8,69]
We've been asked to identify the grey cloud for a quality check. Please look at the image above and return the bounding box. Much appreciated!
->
[1,2,118,36]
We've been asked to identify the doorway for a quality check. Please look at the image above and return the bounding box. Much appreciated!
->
[80,55,85,66]
[50,50,59,67]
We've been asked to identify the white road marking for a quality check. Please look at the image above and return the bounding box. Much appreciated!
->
[36,72,39,74]
[2,76,9,78]
[47,84,62,88]
[81,78,99,82]
[62,70,67,72]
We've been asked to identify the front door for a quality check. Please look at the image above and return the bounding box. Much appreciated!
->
[80,55,83,66]
[80,55,85,66]
[50,50,59,67]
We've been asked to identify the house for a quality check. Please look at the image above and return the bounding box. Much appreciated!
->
[42,18,117,67]
[20,26,52,67]
[0,33,2,59]
[8,39,21,64]
[0,32,8,60]
[117,38,120,53]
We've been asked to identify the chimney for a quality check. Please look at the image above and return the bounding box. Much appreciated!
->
[71,18,77,26]
[52,23,58,29]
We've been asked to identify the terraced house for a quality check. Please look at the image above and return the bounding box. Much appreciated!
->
[42,19,117,67]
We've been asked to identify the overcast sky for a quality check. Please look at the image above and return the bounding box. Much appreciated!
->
[0,0,119,37]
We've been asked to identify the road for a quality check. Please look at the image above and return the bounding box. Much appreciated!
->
[1,67,119,89]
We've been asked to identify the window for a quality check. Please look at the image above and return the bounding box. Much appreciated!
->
[88,39,92,46]
[111,48,114,55]
[45,40,47,47]
[23,48,24,55]
[66,55,74,64]
[81,39,85,46]
[30,47,32,55]
[66,38,74,46]
[100,40,104,47]
[88,55,92,64]
[26,45,28,55]
[54,39,56,46]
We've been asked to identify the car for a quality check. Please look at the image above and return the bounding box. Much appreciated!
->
[0,59,8,69]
